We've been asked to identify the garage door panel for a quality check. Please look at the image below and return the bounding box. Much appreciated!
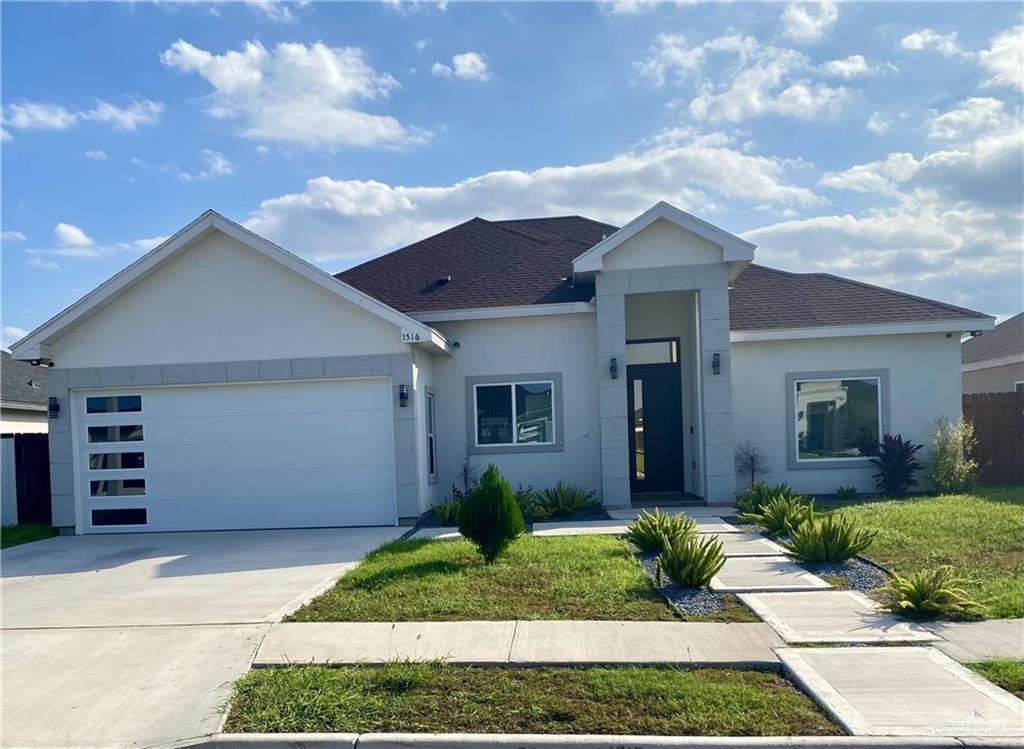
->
[147,463,396,500]
[141,410,393,446]
[145,437,395,472]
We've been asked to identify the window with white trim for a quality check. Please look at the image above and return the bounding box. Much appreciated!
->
[794,376,881,461]
[474,381,555,447]
[1015,381,1024,393]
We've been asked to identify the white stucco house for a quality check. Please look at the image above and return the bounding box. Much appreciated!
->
[961,312,1024,394]
[10,203,994,535]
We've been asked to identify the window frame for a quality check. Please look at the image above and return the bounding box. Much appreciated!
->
[425,388,438,484]
[85,394,143,415]
[465,373,564,455]
[785,369,890,471]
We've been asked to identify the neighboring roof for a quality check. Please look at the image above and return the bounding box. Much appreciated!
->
[1,350,47,406]
[962,312,1024,365]
[337,215,615,313]
[728,264,991,332]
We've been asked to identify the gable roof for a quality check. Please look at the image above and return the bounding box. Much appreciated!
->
[730,264,991,331]
[11,210,450,361]
[1,350,47,407]
[337,215,614,313]
[962,312,1024,365]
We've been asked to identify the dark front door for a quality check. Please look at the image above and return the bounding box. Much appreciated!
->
[627,362,684,493]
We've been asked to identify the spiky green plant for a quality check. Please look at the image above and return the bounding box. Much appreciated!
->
[781,512,878,563]
[626,509,697,553]
[833,486,859,503]
[433,498,463,525]
[878,565,987,619]
[740,493,815,536]
[655,533,725,588]
[536,480,599,517]
[735,482,799,515]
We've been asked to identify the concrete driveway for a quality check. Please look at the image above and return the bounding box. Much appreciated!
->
[1,526,402,748]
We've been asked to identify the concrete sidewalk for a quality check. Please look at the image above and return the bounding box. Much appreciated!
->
[253,620,785,669]
[923,618,1024,663]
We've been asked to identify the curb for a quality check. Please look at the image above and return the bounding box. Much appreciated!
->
[182,734,1020,748]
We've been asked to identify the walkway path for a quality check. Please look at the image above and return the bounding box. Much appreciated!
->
[923,618,1024,662]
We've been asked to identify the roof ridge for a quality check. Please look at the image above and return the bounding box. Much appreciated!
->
[813,271,991,320]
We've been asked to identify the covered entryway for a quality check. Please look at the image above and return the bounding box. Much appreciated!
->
[73,378,397,533]
[627,337,685,494]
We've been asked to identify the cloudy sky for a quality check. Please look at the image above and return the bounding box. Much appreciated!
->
[2,1,1022,347]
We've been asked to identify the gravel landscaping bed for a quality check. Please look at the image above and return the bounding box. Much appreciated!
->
[806,557,889,593]
[633,548,758,622]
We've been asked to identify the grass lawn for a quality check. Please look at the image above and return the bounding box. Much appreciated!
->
[819,487,1024,619]
[223,663,841,736]
[1,524,56,549]
[290,535,681,621]
[969,660,1024,700]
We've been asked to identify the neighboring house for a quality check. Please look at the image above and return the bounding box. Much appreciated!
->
[1,350,48,433]
[10,203,993,535]
[961,312,1024,394]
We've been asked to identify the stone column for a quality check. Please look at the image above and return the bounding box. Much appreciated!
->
[595,273,629,507]
[697,283,737,503]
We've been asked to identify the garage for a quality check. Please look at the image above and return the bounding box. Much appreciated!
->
[72,378,397,533]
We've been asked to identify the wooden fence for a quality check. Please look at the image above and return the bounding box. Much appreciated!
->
[0,433,52,525]
[962,392,1024,486]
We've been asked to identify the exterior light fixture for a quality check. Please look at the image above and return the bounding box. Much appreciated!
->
[398,384,409,407]
[48,396,60,419]
[711,353,721,376]
[609,357,618,380]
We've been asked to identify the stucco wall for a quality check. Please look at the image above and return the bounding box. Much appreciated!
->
[48,230,408,369]
[429,313,601,501]
[1,408,48,433]
[602,219,723,271]
[731,332,962,494]
[962,361,1024,394]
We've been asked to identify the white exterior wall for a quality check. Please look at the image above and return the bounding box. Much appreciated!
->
[1,408,48,433]
[48,231,408,369]
[603,219,721,270]
[731,332,963,494]
[429,313,601,501]
[963,361,1024,394]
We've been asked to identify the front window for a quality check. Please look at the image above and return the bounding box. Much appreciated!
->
[795,377,881,461]
[474,381,555,446]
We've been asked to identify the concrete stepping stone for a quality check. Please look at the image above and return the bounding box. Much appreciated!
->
[778,646,1024,737]
[710,556,831,593]
[534,516,740,536]
[702,532,786,557]
[739,590,940,643]
[923,618,1024,663]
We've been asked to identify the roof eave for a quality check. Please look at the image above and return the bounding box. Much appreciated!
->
[730,317,995,343]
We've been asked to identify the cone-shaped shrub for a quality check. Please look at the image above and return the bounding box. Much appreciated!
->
[456,463,525,564]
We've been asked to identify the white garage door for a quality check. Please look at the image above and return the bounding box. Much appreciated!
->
[73,378,397,533]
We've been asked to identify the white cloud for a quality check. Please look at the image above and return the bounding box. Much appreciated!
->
[244,131,820,264]
[84,149,108,161]
[1,231,26,242]
[821,54,870,79]
[431,62,452,77]
[413,38,433,51]
[781,2,839,43]
[866,112,889,135]
[634,33,705,86]
[28,257,60,270]
[255,144,270,155]
[4,102,78,131]
[54,222,94,248]
[80,99,163,131]
[433,52,491,82]
[602,1,677,15]
[2,326,29,348]
[382,0,448,14]
[927,97,1010,140]
[3,99,162,135]
[900,29,963,58]
[161,39,422,149]
[820,153,920,195]
[245,0,309,23]
[178,149,236,181]
[979,25,1024,91]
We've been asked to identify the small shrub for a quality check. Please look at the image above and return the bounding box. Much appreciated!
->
[536,480,599,517]
[655,534,726,588]
[735,482,798,515]
[433,498,462,526]
[626,509,697,553]
[782,512,878,563]
[834,486,859,502]
[927,416,978,493]
[456,463,525,564]
[878,565,987,619]
[512,484,552,522]
[871,433,923,497]
[735,439,771,488]
[741,493,815,536]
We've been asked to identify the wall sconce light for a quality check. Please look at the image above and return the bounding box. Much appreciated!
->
[398,384,408,407]
[48,396,60,419]
[609,357,618,380]
[711,353,721,376]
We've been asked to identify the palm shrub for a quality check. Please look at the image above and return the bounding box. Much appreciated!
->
[655,533,726,588]
[735,482,798,515]
[781,512,878,563]
[536,480,599,517]
[878,565,987,619]
[871,433,923,497]
[927,417,978,493]
[432,498,462,525]
[626,509,697,553]
[834,486,859,502]
[456,463,525,564]
[741,493,815,536]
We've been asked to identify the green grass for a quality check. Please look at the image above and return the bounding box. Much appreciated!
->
[223,663,841,736]
[1,523,56,549]
[969,659,1024,700]
[289,535,680,621]
[819,488,1024,618]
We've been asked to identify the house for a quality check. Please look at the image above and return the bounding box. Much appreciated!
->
[1,350,48,434]
[10,203,994,535]
[961,312,1024,394]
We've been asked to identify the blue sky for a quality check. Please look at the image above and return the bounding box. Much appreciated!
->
[2,1,1022,347]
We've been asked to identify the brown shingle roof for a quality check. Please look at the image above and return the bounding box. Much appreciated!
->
[962,312,1023,364]
[1,350,47,406]
[337,214,991,330]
